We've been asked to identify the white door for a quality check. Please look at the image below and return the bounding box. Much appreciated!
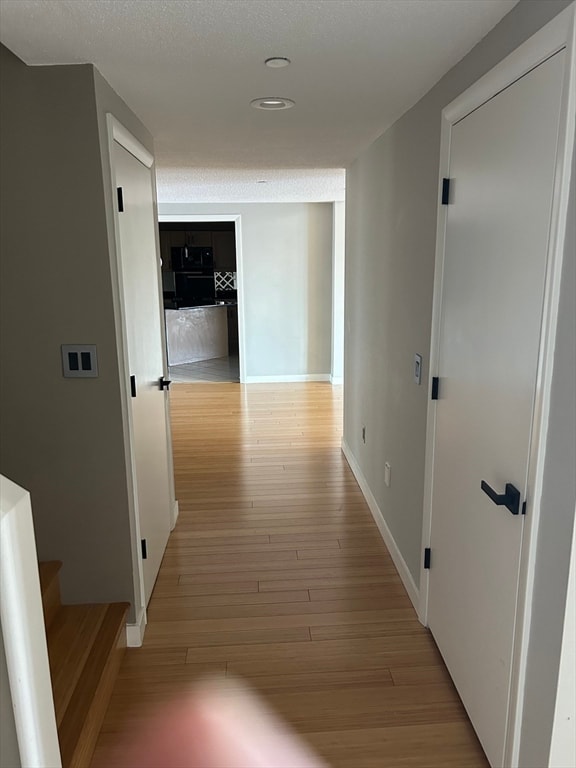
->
[113,141,171,605]
[428,51,565,767]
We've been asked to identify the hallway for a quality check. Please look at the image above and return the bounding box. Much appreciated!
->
[92,382,487,767]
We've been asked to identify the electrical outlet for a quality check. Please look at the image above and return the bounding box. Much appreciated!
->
[384,462,391,487]
[362,426,366,443]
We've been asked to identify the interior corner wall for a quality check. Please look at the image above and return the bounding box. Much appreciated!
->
[342,0,573,589]
[331,201,345,383]
[158,202,333,379]
[0,46,136,612]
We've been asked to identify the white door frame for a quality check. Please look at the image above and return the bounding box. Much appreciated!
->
[106,115,177,646]
[419,5,575,766]
[159,213,247,384]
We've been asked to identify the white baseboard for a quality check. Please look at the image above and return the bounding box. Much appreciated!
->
[341,438,420,611]
[244,374,331,383]
[171,499,179,530]
[330,375,343,385]
[126,607,147,647]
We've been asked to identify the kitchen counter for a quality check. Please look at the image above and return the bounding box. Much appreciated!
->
[165,305,228,365]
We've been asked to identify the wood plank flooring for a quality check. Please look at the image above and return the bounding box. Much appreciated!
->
[91,382,487,767]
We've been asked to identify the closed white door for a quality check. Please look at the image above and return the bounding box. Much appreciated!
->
[113,141,171,605]
[428,51,565,767]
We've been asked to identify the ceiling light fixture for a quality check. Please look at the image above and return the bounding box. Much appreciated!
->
[265,57,291,68]
[251,97,295,110]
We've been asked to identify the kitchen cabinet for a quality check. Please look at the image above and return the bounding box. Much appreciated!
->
[169,230,186,248]
[170,230,212,249]
[185,230,213,247]
[165,306,228,365]
[159,230,171,271]
[227,306,239,355]
[213,230,236,271]
[158,226,237,309]
[163,230,215,276]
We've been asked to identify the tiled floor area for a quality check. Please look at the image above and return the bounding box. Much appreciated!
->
[169,355,240,383]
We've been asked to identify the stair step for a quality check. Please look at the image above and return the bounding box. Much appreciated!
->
[38,561,128,768]
[58,602,129,768]
[47,604,109,726]
[38,560,62,630]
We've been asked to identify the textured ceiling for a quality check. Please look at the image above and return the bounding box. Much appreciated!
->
[156,168,346,203]
[0,0,518,202]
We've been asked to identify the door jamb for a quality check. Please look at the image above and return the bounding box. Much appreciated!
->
[419,5,575,765]
[158,213,246,384]
[105,115,161,646]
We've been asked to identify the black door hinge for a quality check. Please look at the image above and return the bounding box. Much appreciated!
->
[431,377,439,400]
[130,375,137,398]
[441,178,451,205]
[117,186,124,212]
[141,539,148,559]
[424,548,431,569]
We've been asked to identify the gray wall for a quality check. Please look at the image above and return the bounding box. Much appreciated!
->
[343,1,574,765]
[159,202,333,379]
[0,46,151,618]
[331,202,345,383]
[343,0,573,586]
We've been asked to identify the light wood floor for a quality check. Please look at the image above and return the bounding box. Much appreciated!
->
[92,382,487,767]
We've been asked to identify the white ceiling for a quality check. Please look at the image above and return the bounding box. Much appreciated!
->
[156,167,347,203]
[0,0,518,202]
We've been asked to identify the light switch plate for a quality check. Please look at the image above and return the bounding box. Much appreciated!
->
[61,344,98,378]
[414,354,423,385]
[384,462,391,487]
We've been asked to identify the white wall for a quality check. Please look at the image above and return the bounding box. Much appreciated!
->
[331,202,345,384]
[159,203,333,381]
[342,1,574,765]
[0,46,155,621]
[343,0,573,588]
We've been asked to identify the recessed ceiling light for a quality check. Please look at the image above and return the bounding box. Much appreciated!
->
[265,57,291,68]
[251,97,295,110]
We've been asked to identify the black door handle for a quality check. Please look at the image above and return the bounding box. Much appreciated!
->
[481,480,522,516]
[159,376,171,391]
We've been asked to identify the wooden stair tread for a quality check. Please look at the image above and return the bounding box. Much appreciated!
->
[47,604,109,725]
[38,562,128,767]
[58,602,129,768]
[39,560,63,630]
[39,560,62,592]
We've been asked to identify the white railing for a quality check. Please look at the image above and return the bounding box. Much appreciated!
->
[0,475,61,767]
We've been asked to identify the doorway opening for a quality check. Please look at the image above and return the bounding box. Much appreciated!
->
[159,221,240,383]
